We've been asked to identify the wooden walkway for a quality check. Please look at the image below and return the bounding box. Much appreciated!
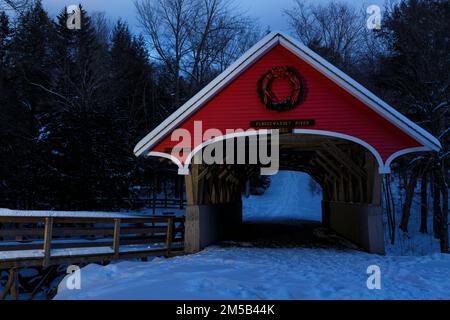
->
[0,213,184,299]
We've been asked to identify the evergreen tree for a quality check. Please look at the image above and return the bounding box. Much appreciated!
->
[0,10,13,206]
[2,2,55,208]
[378,0,449,252]
[45,6,114,209]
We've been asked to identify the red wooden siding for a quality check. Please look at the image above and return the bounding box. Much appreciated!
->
[151,44,421,164]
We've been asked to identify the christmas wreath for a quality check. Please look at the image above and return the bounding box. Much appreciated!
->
[257,66,303,112]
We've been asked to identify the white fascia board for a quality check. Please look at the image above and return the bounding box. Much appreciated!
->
[133,32,281,156]
[134,32,442,157]
[280,34,442,152]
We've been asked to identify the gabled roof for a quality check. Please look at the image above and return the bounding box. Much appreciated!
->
[134,32,441,157]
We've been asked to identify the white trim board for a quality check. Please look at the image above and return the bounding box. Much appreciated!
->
[134,32,281,157]
[134,32,441,169]
[148,130,431,175]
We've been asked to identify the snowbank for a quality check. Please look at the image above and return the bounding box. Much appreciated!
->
[383,177,442,256]
[243,171,443,256]
[243,171,322,222]
[55,246,450,300]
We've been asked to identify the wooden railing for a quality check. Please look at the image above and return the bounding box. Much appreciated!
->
[90,197,187,210]
[138,198,187,210]
[0,214,185,299]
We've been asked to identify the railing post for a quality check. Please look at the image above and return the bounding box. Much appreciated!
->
[165,217,174,256]
[43,217,53,268]
[113,219,121,259]
[0,268,18,300]
[10,268,18,300]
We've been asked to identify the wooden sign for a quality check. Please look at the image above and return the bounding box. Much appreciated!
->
[250,119,315,128]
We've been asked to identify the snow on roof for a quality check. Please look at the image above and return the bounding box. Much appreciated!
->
[134,32,441,157]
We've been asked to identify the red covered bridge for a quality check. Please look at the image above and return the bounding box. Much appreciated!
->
[134,32,441,254]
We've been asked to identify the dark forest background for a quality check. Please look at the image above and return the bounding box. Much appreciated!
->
[0,1,448,249]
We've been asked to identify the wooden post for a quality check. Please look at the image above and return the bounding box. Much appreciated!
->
[166,217,174,256]
[10,269,18,300]
[372,169,382,206]
[28,266,55,300]
[113,219,121,259]
[15,223,24,241]
[43,217,53,268]
[185,161,200,206]
[0,268,17,300]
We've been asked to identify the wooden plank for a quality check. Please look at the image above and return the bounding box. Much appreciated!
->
[10,268,19,300]
[112,219,121,259]
[166,217,174,256]
[0,234,183,251]
[0,226,167,238]
[42,217,53,268]
[0,216,172,224]
[0,216,45,223]
[28,266,55,300]
[322,142,367,178]
[0,245,183,269]
[0,228,44,237]
[185,166,196,205]
[371,169,382,206]
[315,151,342,177]
[0,268,16,300]
[0,214,185,269]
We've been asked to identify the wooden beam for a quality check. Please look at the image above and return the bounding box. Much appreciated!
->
[185,164,198,205]
[322,142,366,178]
[0,268,17,300]
[166,217,174,256]
[28,266,55,300]
[43,217,53,268]
[113,219,121,259]
[316,151,342,174]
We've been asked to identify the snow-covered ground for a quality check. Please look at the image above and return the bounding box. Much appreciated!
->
[2,171,448,299]
[54,246,450,300]
[52,171,450,300]
[243,171,322,222]
[383,176,442,256]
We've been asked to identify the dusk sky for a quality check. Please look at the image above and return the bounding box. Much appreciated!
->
[42,0,387,35]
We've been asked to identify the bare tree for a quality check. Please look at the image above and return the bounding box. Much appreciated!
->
[379,0,449,252]
[135,0,192,105]
[284,0,366,69]
[182,0,260,89]
[135,0,260,101]
[91,11,112,47]
[214,19,261,72]
[0,0,32,13]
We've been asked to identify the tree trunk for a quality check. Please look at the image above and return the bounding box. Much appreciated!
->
[440,185,449,253]
[432,171,442,239]
[420,173,428,233]
[399,170,419,232]
[383,175,396,245]
[437,168,448,253]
